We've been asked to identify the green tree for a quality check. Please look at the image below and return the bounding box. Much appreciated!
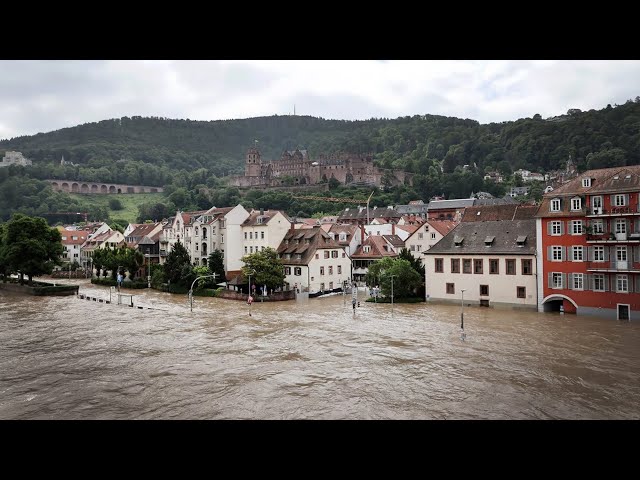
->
[109,198,123,210]
[398,248,425,278]
[0,222,9,281]
[364,257,422,298]
[207,249,226,282]
[241,247,285,292]
[164,240,192,286]
[4,213,63,284]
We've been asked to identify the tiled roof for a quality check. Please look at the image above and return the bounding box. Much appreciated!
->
[352,235,398,259]
[396,224,419,235]
[424,219,536,255]
[462,204,538,222]
[427,219,458,236]
[426,198,475,210]
[535,166,640,218]
[242,210,291,227]
[277,226,342,265]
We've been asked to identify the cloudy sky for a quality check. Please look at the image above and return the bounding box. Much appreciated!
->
[1,60,639,140]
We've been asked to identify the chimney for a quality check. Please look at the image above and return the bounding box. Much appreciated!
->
[260,208,264,216]
[392,223,395,235]
[361,226,365,243]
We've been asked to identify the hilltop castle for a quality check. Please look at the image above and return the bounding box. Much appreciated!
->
[228,147,412,188]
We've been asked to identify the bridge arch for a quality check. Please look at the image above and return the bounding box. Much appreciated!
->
[91,184,98,193]
[81,183,89,193]
[100,185,108,193]
[71,183,79,193]
[61,182,70,192]
[109,185,116,193]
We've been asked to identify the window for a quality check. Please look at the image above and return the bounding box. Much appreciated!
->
[582,178,591,188]
[489,259,499,274]
[506,259,516,275]
[196,244,199,251]
[463,259,472,274]
[221,235,224,244]
[552,272,563,289]
[417,245,421,251]
[418,233,424,240]
[573,273,584,290]
[571,220,583,235]
[324,251,330,259]
[431,233,436,239]
[474,259,483,274]
[593,274,605,292]
[593,246,605,262]
[363,246,370,253]
[522,259,532,274]
[615,219,627,234]
[617,274,628,293]
[571,246,583,262]
[244,246,247,254]
[294,267,301,276]
[571,197,582,211]
[435,258,444,273]
[451,259,460,273]
[320,283,325,291]
[284,267,291,275]
[616,246,627,262]
[551,221,563,235]
[320,267,325,275]
[410,245,416,251]
[342,252,346,258]
[261,232,264,240]
[72,236,77,240]
[592,196,602,211]
[517,286,526,298]
[446,283,455,294]
[552,246,563,261]
[250,246,254,253]
[315,253,319,259]
[332,250,338,258]
[550,198,561,212]
[329,266,333,275]
[339,233,346,241]
[338,265,342,274]
[592,220,604,234]
[329,282,333,290]
[480,285,489,296]
[614,194,626,207]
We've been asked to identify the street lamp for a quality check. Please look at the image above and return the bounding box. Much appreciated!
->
[389,274,397,316]
[247,269,256,316]
[189,273,217,312]
[460,289,466,341]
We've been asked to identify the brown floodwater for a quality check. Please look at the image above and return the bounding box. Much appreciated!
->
[1,278,639,419]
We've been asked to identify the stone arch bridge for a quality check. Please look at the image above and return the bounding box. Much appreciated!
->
[46,179,163,194]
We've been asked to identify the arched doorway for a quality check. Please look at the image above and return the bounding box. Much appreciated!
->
[541,294,578,314]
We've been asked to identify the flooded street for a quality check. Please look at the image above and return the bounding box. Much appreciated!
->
[1,279,640,419]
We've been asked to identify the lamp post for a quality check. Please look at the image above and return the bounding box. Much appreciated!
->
[390,274,397,316]
[117,265,123,292]
[460,289,466,341]
[189,273,217,312]
[247,269,256,316]
[146,250,151,288]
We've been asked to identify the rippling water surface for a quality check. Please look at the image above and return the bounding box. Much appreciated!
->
[1,279,639,419]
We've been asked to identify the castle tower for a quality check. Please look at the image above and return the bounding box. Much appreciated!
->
[245,147,262,177]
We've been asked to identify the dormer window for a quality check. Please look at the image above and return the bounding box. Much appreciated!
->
[484,235,494,247]
[571,197,582,211]
[582,178,591,188]
[454,235,464,247]
[550,198,561,212]
[257,216,264,224]
[339,233,347,241]
[363,246,371,253]
[517,235,527,247]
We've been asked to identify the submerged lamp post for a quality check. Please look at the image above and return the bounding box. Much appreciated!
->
[189,273,217,312]
[137,236,155,289]
[460,289,466,341]
[247,269,256,316]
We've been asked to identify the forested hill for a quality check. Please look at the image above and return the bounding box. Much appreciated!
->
[2,99,640,184]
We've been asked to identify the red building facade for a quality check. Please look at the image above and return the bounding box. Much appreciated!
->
[536,166,640,320]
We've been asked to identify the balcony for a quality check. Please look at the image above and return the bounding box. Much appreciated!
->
[586,232,640,243]
[587,260,640,272]
[587,205,640,217]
